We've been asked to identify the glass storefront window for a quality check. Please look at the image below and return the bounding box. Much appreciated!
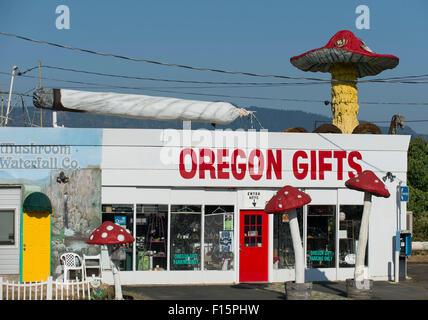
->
[273,208,303,269]
[135,205,168,271]
[0,210,15,245]
[339,205,367,267]
[102,204,134,271]
[170,205,202,270]
[307,205,336,268]
[204,205,234,271]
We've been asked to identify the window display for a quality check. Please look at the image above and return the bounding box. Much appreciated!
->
[136,205,168,271]
[0,210,15,245]
[273,208,303,269]
[170,205,202,270]
[102,204,134,271]
[339,205,367,267]
[306,205,336,268]
[204,205,234,271]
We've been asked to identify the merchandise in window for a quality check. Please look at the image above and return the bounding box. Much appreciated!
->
[0,210,15,245]
[135,204,168,271]
[204,205,234,271]
[307,205,336,268]
[170,205,201,271]
[102,204,134,271]
[273,208,303,269]
[339,205,367,267]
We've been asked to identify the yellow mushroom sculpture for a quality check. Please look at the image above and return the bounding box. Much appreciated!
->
[290,30,399,134]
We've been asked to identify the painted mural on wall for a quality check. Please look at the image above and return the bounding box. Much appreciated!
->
[0,128,103,280]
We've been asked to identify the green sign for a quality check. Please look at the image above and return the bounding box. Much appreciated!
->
[173,253,199,265]
[309,250,333,262]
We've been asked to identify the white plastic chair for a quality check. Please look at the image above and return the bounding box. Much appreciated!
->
[60,252,85,282]
[83,254,102,279]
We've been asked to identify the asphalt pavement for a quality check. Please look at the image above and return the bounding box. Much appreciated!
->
[123,262,428,300]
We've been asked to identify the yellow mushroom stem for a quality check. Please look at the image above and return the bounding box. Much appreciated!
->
[330,63,359,134]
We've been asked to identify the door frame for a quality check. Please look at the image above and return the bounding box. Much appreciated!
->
[238,209,269,283]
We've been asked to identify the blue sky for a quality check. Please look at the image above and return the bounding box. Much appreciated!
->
[0,1,427,133]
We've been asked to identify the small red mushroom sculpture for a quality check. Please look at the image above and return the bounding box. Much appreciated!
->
[345,170,390,297]
[265,185,311,299]
[86,221,135,300]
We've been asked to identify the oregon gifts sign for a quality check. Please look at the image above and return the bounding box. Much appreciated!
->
[100,129,410,188]
[179,148,363,181]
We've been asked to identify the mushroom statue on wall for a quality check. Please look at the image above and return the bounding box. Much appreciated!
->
[264,185,312,299]
[290,30,399,134]
[344,170,390,298]
[86,221,135,300]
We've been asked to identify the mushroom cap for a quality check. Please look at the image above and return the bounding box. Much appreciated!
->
[86,221,135,245]
[264,185,312,214]
[290,30,399,78]
[345,170,390,198]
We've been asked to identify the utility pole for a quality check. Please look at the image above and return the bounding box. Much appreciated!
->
[4,65,18,127]
[38,61,44,127]
[1,93,4,127]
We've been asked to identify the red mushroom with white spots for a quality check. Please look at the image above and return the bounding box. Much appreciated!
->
[265,186,311,284]
[86,221,135,300]
[345,170,390,285]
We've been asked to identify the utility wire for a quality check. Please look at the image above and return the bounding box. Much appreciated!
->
[17,64,428,85]
[18,65,327,86]
[0,31,330,81]
[5,32,428,85]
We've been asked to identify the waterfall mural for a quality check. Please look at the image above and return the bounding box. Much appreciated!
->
[0,128,103,280]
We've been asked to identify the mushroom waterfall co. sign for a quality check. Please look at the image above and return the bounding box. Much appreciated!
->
[0,128,103,181]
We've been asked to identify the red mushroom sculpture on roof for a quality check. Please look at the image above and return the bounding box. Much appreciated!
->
[290,30,399,134]
[265,186,312,299]
[86,221,135,300]
[345,170,390,298]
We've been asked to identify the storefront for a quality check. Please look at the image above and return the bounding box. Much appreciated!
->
[99,128,410,285]
[0,127,410,285]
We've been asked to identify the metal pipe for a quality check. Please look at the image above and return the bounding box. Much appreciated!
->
[4,66,18,127]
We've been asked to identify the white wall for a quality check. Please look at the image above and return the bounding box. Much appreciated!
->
[0,187,21,274]
[100,130,410,284]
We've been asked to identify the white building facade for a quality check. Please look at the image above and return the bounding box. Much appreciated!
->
[0,128,410,285]
[99,129,410,285]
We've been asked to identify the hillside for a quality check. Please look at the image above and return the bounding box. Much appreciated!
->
[6,106,427,139]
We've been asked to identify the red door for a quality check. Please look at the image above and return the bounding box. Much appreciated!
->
[239,210,268,282]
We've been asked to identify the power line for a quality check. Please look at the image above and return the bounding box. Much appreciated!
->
[4,31,428,85]
[3,73,428,106]
[19,65,327,86]
[17,64,428,85]
[0,31,329,81]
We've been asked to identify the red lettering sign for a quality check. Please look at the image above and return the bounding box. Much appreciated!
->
[178,148,363,181]
[291,150,363,181]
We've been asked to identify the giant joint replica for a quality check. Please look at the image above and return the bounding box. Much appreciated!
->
[290,30,399,134]
[33,88,252,125]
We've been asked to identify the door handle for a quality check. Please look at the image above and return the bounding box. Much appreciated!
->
[23,244,26,251]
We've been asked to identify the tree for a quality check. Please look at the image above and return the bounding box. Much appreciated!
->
[407,137,428,241]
